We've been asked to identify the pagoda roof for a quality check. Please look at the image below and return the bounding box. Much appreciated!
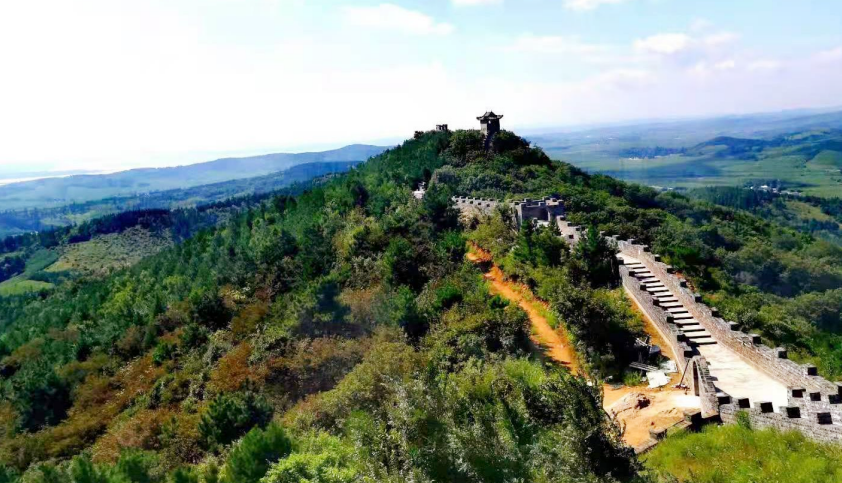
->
[477,111,504,121]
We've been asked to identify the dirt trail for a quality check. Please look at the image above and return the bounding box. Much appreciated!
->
[466,245,700,449]
[467,248,579,375]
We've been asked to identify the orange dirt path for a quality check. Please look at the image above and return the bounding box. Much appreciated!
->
[467,248,580,375]
[466,245,698,450]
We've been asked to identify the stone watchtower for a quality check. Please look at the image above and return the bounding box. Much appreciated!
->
[477,111,503,149]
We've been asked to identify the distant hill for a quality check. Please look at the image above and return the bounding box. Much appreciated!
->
[0,161,364,238]
[532,109,842,197]
[0,144,389,210]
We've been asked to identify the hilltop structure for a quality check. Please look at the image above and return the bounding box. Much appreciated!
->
[477,111,503,149]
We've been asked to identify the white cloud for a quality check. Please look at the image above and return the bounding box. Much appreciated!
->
[342,4,454,36]
[595,68,655,87]
[689,59,737,77]
[563,0,629,12]
[748,59,783,71]
[451,0,501,5]
[815,46,842,63]
[634,33,692,55]
[689,18,713,33]
[715,59,736,70]
[508,34,610,56]
[703,32,739,46]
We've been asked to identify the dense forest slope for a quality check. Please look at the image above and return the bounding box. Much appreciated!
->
[0,168,351,297]
[0,161,365,238]
[1,129,842,482]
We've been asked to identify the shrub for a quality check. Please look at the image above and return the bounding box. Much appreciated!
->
[108,451,160,483]
[222,425,290,483]
[70,455,107,483]
[151,342,176,367]
[199,393,272,450]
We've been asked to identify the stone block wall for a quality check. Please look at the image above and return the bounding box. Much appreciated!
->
[451,196,500,216]
[556,218,582,244]
[690,356,721,418]
[620,262,719,417]
[615,238,839,396]
[619,265,689,368]
[720,401,842,444]
[616,236,842,440]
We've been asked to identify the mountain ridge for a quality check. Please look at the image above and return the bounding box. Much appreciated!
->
[0,144,389,211]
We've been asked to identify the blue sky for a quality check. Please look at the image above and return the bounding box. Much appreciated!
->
[0,0,840,173]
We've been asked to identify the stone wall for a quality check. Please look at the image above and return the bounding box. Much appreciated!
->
[512,197,565,227]
[620,262,719,417]
[615,239,839,396]
[451,196,500,216]
[619,264,690,367]
[616,236,842,439]
[556,218,582,244]
[720,399,842,444]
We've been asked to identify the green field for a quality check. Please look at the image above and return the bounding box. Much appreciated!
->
[533,112,842,197]
[48,226,172,276]
[0,279,54,296]
[0,249,59,296]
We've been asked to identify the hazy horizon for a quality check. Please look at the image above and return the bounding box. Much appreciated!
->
[2,104,841,180]
[2,0,841,173]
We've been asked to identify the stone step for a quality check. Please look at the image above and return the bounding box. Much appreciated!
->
[674,319,699,326]
[660,302,684,308]
[689,337,717,346]
[667,307,690,314]
[654,295,678,301]
[647,286,669,293]
[672,313,695,320]
[680,325,705,333]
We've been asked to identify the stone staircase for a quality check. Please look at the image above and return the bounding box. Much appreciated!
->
[624,260,717,347]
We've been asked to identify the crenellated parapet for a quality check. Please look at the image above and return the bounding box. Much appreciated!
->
[452,195,573,232]
[511,197,565,227]
[612,234,842,441]
[616,239,839,395]
[719,395,842,444]
[451,196,501,215]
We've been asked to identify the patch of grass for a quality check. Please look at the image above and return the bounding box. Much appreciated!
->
[622,370,645,387]
[0,279,53,296]
[808,150,842,168]
[785,200,838,224]
[643,422,842,482]
[23,249,59,275]
[48,226,172,276]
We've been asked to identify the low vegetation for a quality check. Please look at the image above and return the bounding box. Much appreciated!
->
[644,417,842,482]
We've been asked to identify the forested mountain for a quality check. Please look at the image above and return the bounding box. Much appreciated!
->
[0,161,363,238]
[0,145,388,211]
[0,168,350,297]
[2,129,842,482]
